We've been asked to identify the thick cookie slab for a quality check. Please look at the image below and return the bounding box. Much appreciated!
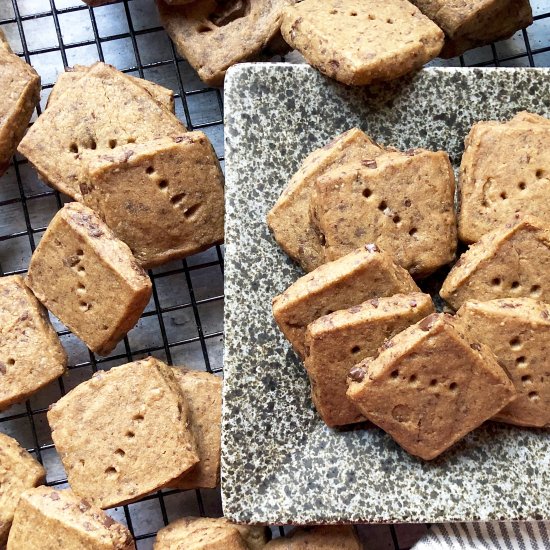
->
[310,149,457,277]
[272,244,420,358]
[304,293,434,427]
[169,368,222,490]
[458,112,550,243]
[0,275,67,411]
[441,215,550,310]
[267,128,383,272]
[154,517,269,550]
[81,134,224,268]
[26,203,152,356]
[281,0,444,86]
[0,41,40,176]
[0,433,45,547]
[265,526,360,549]
[458,299,550,428]
[347,313,516,460]
[48,357,199,509]
[18,62,186,200]
[7,487,135,550]
[157,0,293,86]
[410,0,533,58]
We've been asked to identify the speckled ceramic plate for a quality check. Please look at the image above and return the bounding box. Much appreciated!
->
[221,64,550,525]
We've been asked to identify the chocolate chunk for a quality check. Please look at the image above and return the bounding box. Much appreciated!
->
[49,492,60,501]
[365,243,379,253]
[89,227,103,238]
[79,499,91,512]
[103,515,117,528]
[470,343,482,351]
[79,182,92,196]
[419,313,439,331]
[63,255,80,268]
[542,310,549,320]
[362,159,377,169]
[370,298,379,308]
[381,339,394,350]
[348,366,366,382]
[409,300,417,308]
[0,362,6,375]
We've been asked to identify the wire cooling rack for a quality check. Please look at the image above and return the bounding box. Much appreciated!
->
[0,1,549,548]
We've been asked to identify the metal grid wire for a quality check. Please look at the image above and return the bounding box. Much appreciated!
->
[0,1,549,549]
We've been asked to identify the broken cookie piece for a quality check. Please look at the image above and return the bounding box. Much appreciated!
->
[281,0,444,86]
[48,357,199,509]
[441,215,550,310]
[273,244,420,358]
[26,203,152,356]
[458,299,550,428]
[267,128,384,272]
[304,292,434,427]
[265,526,361,549]
[7,487,135,550]
[0,275,67,411]
[347,313,516,460]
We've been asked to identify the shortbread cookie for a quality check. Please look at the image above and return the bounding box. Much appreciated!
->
[0,42,40,176]
[47,66,175,113]
[81,134,224,268]
[155,517,269,550]
[7,487,135,550]
[169,368,222,489]
[458,299,550,428]
[458,113,550,243]
[347,313,516,460]
[0,29,10,51]
[281,0,444,86]
[265,526,360,549]
[273,244,420,358]
[441,215,550,310]
[310,149,457,277]
[267,128,383,272]
[26,203,151,356]
[0,275,67,411]
[0,433,45,547]
[18,62,186,200]
[410,0,533,58]
[48,357,199,509]
[304,293,434,426]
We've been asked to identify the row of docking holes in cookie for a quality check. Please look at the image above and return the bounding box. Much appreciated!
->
[490,278,541,298]
[69,137,135,154]
[364,192,419,238]
[483,170,548,205]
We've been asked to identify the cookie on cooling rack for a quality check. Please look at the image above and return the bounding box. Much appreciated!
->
[0,433,45,547]
[347,313,516,460]
[264,526,361,549]
[48,357,199,509]
[272,244,420,359]
[267,128,384,273]
[7,487,135,550]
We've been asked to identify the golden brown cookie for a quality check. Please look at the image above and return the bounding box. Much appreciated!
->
[80,134,224,268]
[304,292,434,427]
[265,526,360,549]
[458,113,550,243]
[273,244,420,359]
[267,128,383,272]
[457,299,550,428]
[281,0,444,86]
[0,275,67,411]
[0,433,45,547]
[347,313,516,460]
[441,215,550,310]
[7,487,135,550]
[48,357,199,509]
[410,0,533,58]
[310,148,457,277]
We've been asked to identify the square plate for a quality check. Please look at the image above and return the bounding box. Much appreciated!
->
[221,64,550,524]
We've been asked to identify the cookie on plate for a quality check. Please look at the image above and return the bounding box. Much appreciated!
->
[347,313,516,460]
[273,244,420,358]
[281,0,444,86]
[304,292,434,427]
[0,275,67,411]
[80,134,224,268]
[169,368,222,490]
[0,433,45,547]
[458,299,550,428]
[310,148,457,277]
[458,112,550,243]
[157,0,294,86]
[154,516,269,550]
[265,526,361,549]
[441,215,550,310]
[48,357,199,509]
[267,128,383,272]
[26,203,152,356]
[410,0,533,58]
[7,487,135,550]
[18,62,186,200]
[0,37,40,176]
